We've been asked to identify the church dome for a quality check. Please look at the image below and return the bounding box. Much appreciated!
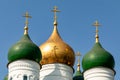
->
[82,42,115,71]
[40,25,75,67]
[8,12,42,63]
[73,59,84,80]
[73,71,83,80]
[40,6,75,67]
[8,34,42,63]
[82,21,115,71]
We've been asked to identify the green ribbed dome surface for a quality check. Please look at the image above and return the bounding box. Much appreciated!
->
[8,34,42,63]
[73,71,84,80]
[82,42,115,71]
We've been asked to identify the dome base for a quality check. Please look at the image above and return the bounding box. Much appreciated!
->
[8,60,40,80]
[40,63,73,80]
[83,67,115,80]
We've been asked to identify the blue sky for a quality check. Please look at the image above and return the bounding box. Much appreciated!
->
[0,0,120,80]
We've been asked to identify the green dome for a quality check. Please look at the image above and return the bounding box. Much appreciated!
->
[82,42,115,71]
[4,75,8,80]
[8,34,42,63]
[73,71,84,80]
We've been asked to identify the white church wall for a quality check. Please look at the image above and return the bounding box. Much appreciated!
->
[40,63,73,80]
[8,60,40,80]
[84,67,115,80]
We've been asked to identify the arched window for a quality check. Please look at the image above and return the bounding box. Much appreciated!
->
[23,75,27,80]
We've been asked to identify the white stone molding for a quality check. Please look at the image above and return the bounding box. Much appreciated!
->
[40,63,73,80]
[83,67,115,80]
[8,60,40,80]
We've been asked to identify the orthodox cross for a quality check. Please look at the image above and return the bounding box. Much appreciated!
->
[76,52,81,71]
[51,6,60,24]
[23,12,32,34]
[93,20,101,43]
[53,46,58,61]
[76,52,81,65]
[93,20,101,35]
[23,12,32,27]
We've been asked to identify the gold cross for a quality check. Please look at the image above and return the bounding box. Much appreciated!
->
[53,46,58,61]
[23,12,32,26]
[76,52,81,64]
[93,20,101,34]
[51,6,60,22]
[76,52,81,71]
[93,20,101,43]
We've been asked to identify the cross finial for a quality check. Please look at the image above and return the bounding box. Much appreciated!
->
[51,6,60,26]
[93,20,101,43]
[23,12,32,27]
[76,52,81,71]
[23,12,32,35]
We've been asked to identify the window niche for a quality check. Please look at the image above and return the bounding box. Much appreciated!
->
[23,75,27,80]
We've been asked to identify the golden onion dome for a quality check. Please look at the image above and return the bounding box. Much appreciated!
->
[40,25,75,67]
[40,6,75,67]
